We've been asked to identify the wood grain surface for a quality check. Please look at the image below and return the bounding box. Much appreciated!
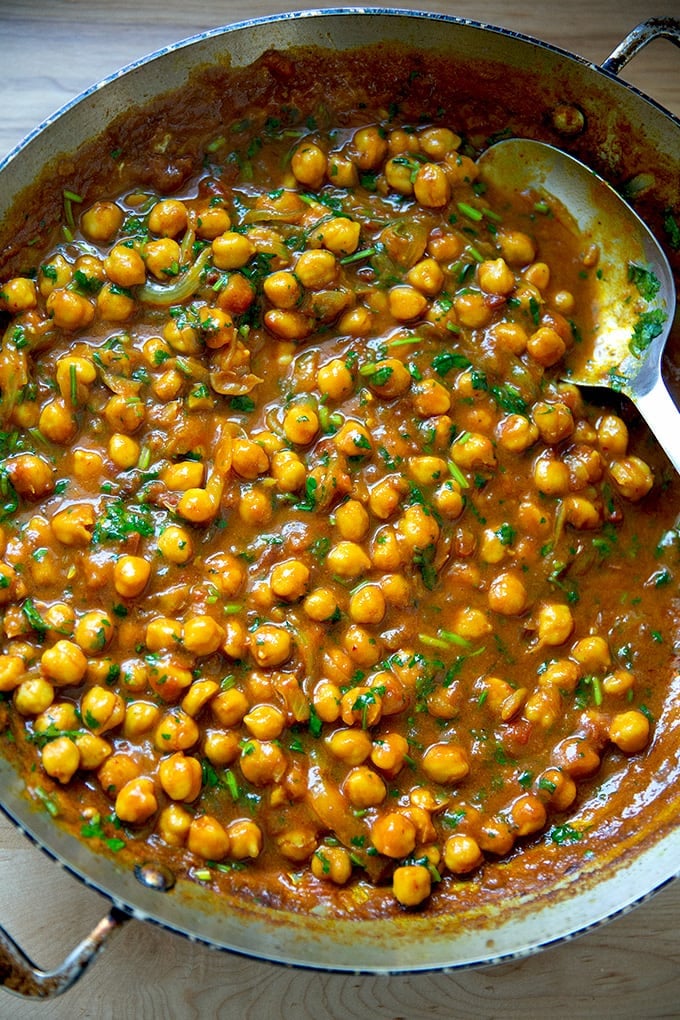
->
[1,2,679,1017]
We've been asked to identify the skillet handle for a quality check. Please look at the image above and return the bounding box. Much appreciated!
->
[602,17,680,74]
[0,906,129,999]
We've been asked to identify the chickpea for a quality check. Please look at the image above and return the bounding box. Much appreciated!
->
[103,394,145,434]
[552,736,600,779]
[609,710,650,753]
[303,587,340,623]
[326,727,372,765]
[432,480,464,519]
[532,401,574,445]
[271,450,306,493]
[537,767,577,811]
[212,232,255,270]
[42,736,81,784]
[602,668,634,697]
[148,199,188,237]
[312,845,352,884]
[454,292,492,329]
[114,555,151,598]
[74,610,114,654]
[350,125,388,169]
[563,494,601,530]
[348,583,386,625]
[392,864,431,907]
[276,828,317,863]
[0,654,25,693]
[271,559,310,602]
[572,635,611,671]
[81,201,124,242]
[597,414,629,457]
[159,752,202,802]
[371,732,408,777]
[115,777,158,824]
[1,276,37,313]
[158,803,192,847]
[533,455,570,496]
[509,793,547,837]
[312,216,361,255]
[104,244,146,287]
[5,454,54,501]
[144,237,181,279]
[609,455,654,501]
[420,126,460,159]
[535,603,573,646]
[317,358,354,400]
[183,615,225,656]
[107,433,138,470]
[239,738,287,786]
[450,432,496,470]
[39,398,77,444]
[264,308,313,341]
[488,571,528,616]
[371,811,416,858]
[243,704,286,741]
[145,616,182,652]
[397,503,440,553]
[179,681,218,721]
[421,742,469,784]
[527,326,566,367]
[414,163,451,207]
[312,680,342,723]
[295,249,337,289]
[497,229,536,266]
[81,686,125,734]
[203,729,240,767]
[123,702,160,739]
[41,639,87,686]
[46,289,95,330]
[291,142,327,188]
[443,834,484,874]
[343,765,386,807]
[157,524,193,565]
[367,358,412,399]
[326,541,371,579]
[153,709,200,752]
[335,500,369,542]
[477,258,515,296]
[338,305,372,335]
[523,261,550,290]
[283,404,319,445]
[227,819,263,860]
[75,733,112,770]
[249,624,291,667]
[14,677,54,716]
[187,814,230,861]
[538,659,580,692]
[407,258,445,297]
[388,284,428,322]
[368,477,405,521]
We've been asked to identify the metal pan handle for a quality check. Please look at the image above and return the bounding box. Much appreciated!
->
[602,16,680,75]
[0,907,129,999]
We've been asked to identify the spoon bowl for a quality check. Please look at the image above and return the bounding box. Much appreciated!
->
[476,138,679,473]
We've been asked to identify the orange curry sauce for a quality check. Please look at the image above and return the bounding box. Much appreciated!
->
[0,45,678,919]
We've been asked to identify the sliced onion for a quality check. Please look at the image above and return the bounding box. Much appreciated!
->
[137,247,212,307]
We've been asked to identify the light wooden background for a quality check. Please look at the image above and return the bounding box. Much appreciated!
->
[1,1,679,1017]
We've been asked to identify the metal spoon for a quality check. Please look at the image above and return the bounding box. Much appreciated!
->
[476,138,679,473]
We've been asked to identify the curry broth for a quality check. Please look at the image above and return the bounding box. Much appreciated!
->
[0,44,678,920]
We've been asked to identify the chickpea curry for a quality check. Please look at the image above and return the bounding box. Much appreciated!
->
[0,45,678,919]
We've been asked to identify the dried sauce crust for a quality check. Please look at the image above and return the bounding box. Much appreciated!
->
[0,44,678,919]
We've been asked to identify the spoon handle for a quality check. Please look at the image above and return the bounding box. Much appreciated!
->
[634,379,680,475]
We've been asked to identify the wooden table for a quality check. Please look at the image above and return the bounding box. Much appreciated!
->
[1,2,679,1016]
